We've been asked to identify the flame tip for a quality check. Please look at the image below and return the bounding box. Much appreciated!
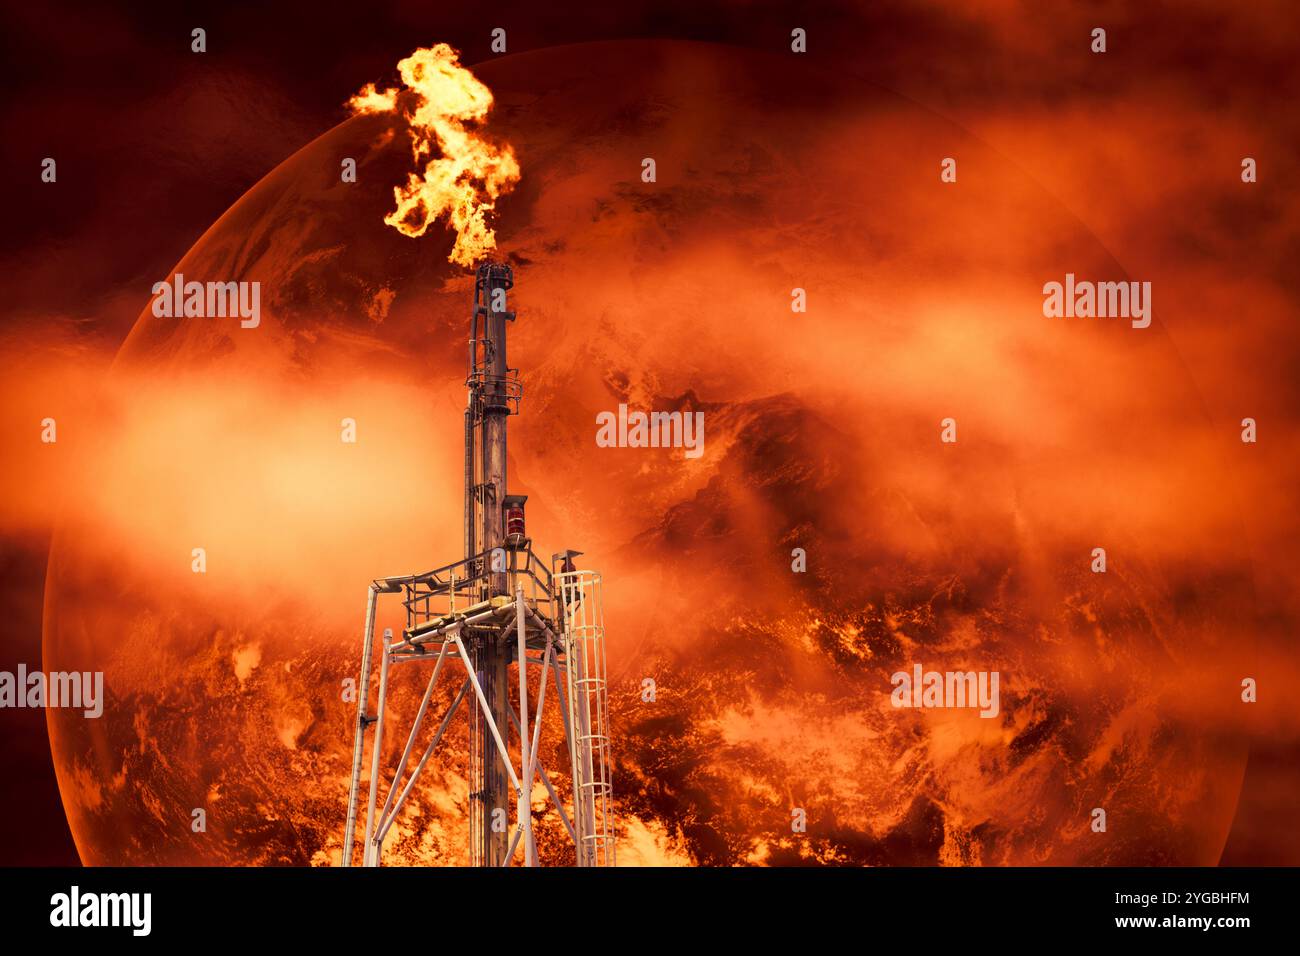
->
[350,43,519,264]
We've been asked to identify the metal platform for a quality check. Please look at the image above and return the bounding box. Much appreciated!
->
[399,594,557,655]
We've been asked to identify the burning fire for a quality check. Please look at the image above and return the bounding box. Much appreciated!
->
[349,44,520,266]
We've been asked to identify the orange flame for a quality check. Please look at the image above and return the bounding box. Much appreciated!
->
[349,44,520,267]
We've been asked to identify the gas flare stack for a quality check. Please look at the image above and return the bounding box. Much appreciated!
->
[342,262,614,867]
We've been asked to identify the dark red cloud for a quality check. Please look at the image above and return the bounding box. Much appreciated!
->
[1,1,1296,864]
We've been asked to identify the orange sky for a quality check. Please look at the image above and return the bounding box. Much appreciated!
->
[1,2,1296,865]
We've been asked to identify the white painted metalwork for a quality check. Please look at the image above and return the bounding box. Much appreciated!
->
[557,569,615,867]
[342,574,614,868]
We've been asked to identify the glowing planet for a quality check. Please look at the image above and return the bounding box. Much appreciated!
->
[44,40,1253,866]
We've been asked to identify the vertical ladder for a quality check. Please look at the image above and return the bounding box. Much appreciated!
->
[557,569,615,866]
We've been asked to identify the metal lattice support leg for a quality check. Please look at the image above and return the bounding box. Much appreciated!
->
[373,677,471,853]
[361,628,393,867]
[514,587,536,867]
[373,639,450,837]
[453,629,522,794]
[342,584,380,867]
[342,549,612,867]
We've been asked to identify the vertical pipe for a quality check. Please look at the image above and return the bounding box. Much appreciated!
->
[466,283,484,864]
[515,586,534,866]
[464,405,474,566]
[473,263,513,867]
[362,627,393,866]
[480,265,509,599]
[483,411,507,595]
[470,636,511,866]
[342,583,379,867]
[470,636,486,863]
[487,635,509,865]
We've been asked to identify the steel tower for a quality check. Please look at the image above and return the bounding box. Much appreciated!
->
[341,262,614,867]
